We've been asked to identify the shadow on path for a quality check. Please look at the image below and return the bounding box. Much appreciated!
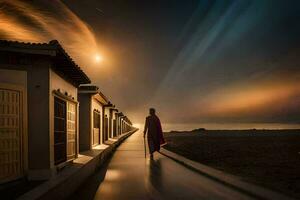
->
[68,157,112,200]
[67,131,254,200]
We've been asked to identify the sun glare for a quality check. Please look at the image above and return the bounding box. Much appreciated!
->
[95,54,103,63]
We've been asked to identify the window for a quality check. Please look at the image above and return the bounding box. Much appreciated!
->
[54,97,66,165]
[103,115,108,142]
[67,102,76,160]
[113,119,117,137]
[93,110,100,145]
[54,97,77,165]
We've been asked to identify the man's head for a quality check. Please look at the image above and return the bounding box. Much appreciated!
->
[149,108,156,116]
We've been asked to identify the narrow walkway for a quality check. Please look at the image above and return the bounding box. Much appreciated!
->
[70,131,255,200]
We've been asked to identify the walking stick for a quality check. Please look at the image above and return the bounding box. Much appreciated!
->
[143,136,146,158]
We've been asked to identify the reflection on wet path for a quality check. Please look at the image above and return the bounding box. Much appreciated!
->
[70,131,254,200]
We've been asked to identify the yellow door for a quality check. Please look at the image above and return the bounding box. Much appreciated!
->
[0,88,23,183]
[67,102,76,160]
[93,110,100,146]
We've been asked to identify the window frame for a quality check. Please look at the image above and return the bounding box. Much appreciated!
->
[53,91,78,166]
[92,109,101,146]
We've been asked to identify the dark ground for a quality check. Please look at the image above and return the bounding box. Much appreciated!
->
[0,178,43,200]
[163,129,300,199]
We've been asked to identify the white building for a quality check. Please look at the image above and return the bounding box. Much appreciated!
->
[0,40,90,182]
[78,85,109,150]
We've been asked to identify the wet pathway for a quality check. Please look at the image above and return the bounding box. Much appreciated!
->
[70,131,254,200]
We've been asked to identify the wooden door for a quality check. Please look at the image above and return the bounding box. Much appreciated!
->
[54,97,66,165]
[113,120,117,137]
[67,102,76,160]
[0,88,23,183]
[93,110,100,146]
[104,116,108,142]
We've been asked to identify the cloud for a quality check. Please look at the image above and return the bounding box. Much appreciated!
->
[0,0,98,70]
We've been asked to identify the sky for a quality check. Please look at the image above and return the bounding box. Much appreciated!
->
[0,0,300,125]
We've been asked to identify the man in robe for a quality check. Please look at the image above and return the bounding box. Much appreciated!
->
[144,108,166,159]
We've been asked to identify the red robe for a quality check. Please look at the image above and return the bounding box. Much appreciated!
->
[144,115,166,153]
[156,117,166,145]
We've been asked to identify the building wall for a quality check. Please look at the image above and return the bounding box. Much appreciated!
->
[50,69,77,101]
[0,53,92,181]
[28,59,50,179]
[78,93,91,151]
[0,59,52,180]
[0,69,27,85]
[49,69,78,169]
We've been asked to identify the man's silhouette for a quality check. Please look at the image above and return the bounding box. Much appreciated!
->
[144,108,165,159]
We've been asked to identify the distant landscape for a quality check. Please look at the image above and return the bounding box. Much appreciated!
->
[161,123,300,132]
[163,129,300,198]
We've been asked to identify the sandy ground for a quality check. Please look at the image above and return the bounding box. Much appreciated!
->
[163,129,300,199]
